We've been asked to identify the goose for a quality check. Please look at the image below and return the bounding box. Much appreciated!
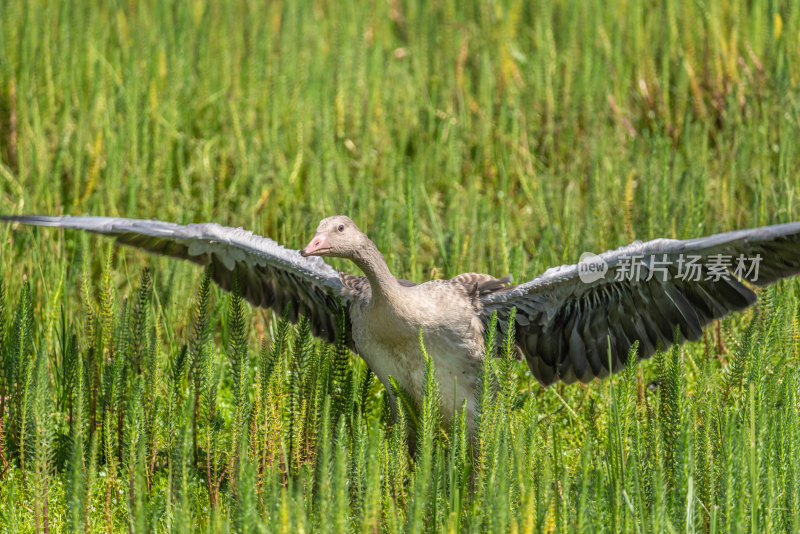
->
[4,214,800,428]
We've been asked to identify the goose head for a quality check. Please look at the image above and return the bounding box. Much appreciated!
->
[300,215,367,260]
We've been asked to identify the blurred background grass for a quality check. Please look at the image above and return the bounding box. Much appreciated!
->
[2,0,798,280]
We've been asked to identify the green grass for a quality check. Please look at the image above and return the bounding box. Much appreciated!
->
[1,0,799,531]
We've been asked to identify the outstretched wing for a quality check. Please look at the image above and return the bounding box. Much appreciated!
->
[480,222,800,386]
[2,215,354,342]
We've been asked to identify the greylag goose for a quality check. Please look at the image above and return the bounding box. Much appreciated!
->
[4,215,800,426]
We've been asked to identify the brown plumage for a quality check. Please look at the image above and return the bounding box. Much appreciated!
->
[4,214,800,428]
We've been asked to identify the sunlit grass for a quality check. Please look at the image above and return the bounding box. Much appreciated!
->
[0,0,799,531]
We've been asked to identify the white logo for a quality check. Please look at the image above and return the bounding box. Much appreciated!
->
[578,252,608,283]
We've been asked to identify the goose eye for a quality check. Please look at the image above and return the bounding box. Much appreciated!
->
[337,224,345,232]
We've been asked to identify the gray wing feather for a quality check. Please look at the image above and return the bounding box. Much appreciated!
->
[481,222,800,386]
[2,215,356,342]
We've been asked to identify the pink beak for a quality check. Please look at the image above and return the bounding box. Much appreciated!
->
[300,232,331,257]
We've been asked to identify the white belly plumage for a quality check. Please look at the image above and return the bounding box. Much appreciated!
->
[350,283,485,427]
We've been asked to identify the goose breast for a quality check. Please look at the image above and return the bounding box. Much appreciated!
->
[351,280,485,423]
